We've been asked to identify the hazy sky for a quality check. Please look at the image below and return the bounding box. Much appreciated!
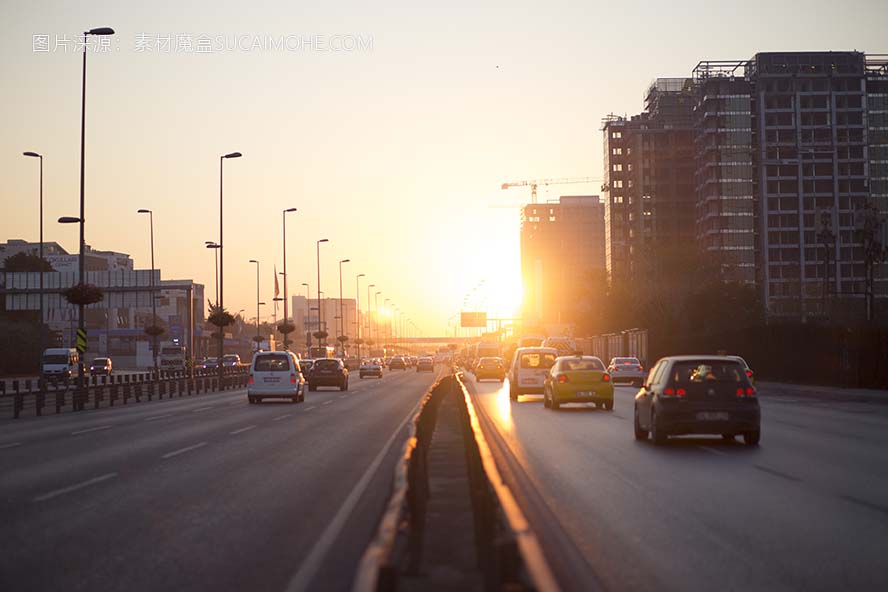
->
[2,0,886,334]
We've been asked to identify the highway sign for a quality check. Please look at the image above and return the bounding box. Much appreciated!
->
[461,311,487,328]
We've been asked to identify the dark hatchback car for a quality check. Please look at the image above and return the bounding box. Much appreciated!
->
[89,357,112,376]
[634,356,761,446]
[308,358,349,391]
[389,356,407,370]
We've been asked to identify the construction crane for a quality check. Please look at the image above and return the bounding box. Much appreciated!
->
[501,177,602,204]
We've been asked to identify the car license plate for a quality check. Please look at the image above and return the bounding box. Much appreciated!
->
[577,391,594,397]
[696,411,729,421]
[521,378,537,385]
[263,377,280,383]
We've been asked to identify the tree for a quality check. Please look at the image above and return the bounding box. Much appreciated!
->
[2,252,53,272]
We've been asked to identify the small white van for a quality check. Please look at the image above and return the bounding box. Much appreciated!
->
[248,351,305,404]
[42,348,79,383]
[508,347,559,400]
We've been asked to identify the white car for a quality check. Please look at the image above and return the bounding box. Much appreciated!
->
[248,352,305,404]
[508,347,559,400]
[607,357,646,386]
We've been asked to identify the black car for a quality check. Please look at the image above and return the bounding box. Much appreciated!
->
[389,356,407,370]
[89,357,113,376]
[308,358,349,391]
[634,356,761,446]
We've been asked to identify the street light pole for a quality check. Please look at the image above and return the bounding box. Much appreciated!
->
[316,239,329,349]
[249,259,260,350]
[338,259,350,354]
[218,151,241,379]
[205,242,219,305]
[23,151,44,378]
[375,291,381,353]
[137,209,157,376]
[282,208,297,350]
[356,273,365,358]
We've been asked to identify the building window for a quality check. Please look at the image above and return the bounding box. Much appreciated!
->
[612,148,623,155]
[613,164,623,172]
[612,131,622,139]
[613,180,623,188]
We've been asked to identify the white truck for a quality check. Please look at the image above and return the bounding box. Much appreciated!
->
[158,341,186,372]
[41,348,79,383]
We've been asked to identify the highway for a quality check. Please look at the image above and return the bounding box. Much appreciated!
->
[0,368,440,592]
[466,374,888,592]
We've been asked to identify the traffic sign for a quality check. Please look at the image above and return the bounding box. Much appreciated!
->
[461,311,487,328]
[76,328,87,353]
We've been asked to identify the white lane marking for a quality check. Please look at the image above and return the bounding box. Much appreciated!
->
[144,414,173,422]
[71,425,112,436]
[285,395,423,592]
[273,414,292,421]
[192,406,214,413]
[33,472,118,503]
[161,442,207,459]
[304,406,317,411]
[230,425,257,435]
[700,446,729,456]
[321,401,333,406]
[0,442,22,449]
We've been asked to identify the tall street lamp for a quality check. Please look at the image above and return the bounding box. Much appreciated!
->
[218,150,241,379]
[281,207,297,349]
[23,151,44,378]
[70,26,115,407]
[356,273,365,358]
[205,242,220,304]
[249,259,261,350]
[338,258,350,353]
[137,209,158,376]
[366,283,375,353]
[315,239,329,349]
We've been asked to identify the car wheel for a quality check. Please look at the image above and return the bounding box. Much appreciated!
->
[743,430,761,446]
[650,409,667,445]
[248,396,255,404]
[633,406,648,440]
[340,381,346,392]
[509,386,518,401]
[604,400,613,411]
[543,390,551,408]
[551,397,560,410]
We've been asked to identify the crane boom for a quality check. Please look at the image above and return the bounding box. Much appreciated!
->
[501,176,601,203]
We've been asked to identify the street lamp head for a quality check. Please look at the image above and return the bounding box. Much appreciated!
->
[302,282,309,287]
[206,243,220,249]
[23,151,41,158]
[273,297,284,302]
[137,209,151,214]
[357,273,366,278]
[249,259,258,264]
[87,27,115,36]
[222,151,242,159]
[284,207,297,213]
[317,238,329,244]
[340,258,350,264]
[258,302,267,306]
[58,216,81,224]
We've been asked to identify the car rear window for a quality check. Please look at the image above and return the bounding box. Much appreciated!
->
[315,359,341,370]
[520,352,557,369]
[614,358,639,365]
[254,354,291,372]
[671,361,746,384]
[563,358,605,371]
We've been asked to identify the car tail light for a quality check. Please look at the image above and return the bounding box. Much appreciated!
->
[638,365,644,371]
[249,374,254,384]
[290,374,297,384]
[676,388,686,397]
[737,386,756,398]
[602,374,610,382]
[736,388,745,396]
[746,369,753,378]
[663,387,675,396]
[746,387,756,397]
[557,374,569,384]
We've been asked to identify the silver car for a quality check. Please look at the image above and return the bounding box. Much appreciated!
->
[607,357,646,386]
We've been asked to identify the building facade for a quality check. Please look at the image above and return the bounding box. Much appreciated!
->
[520,195,605,325]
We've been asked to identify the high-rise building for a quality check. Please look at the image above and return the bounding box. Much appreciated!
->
[692,52,888,320]
[601,78,697,285]
[520,195,605,325]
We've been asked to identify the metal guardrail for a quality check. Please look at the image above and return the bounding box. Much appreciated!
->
[352,369,559,592]
[0,368,249,419]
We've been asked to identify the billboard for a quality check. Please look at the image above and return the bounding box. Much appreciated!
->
[460,311,487,328]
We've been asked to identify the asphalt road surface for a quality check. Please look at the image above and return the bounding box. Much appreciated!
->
[466,375,888,592]
[0,367,441,592]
